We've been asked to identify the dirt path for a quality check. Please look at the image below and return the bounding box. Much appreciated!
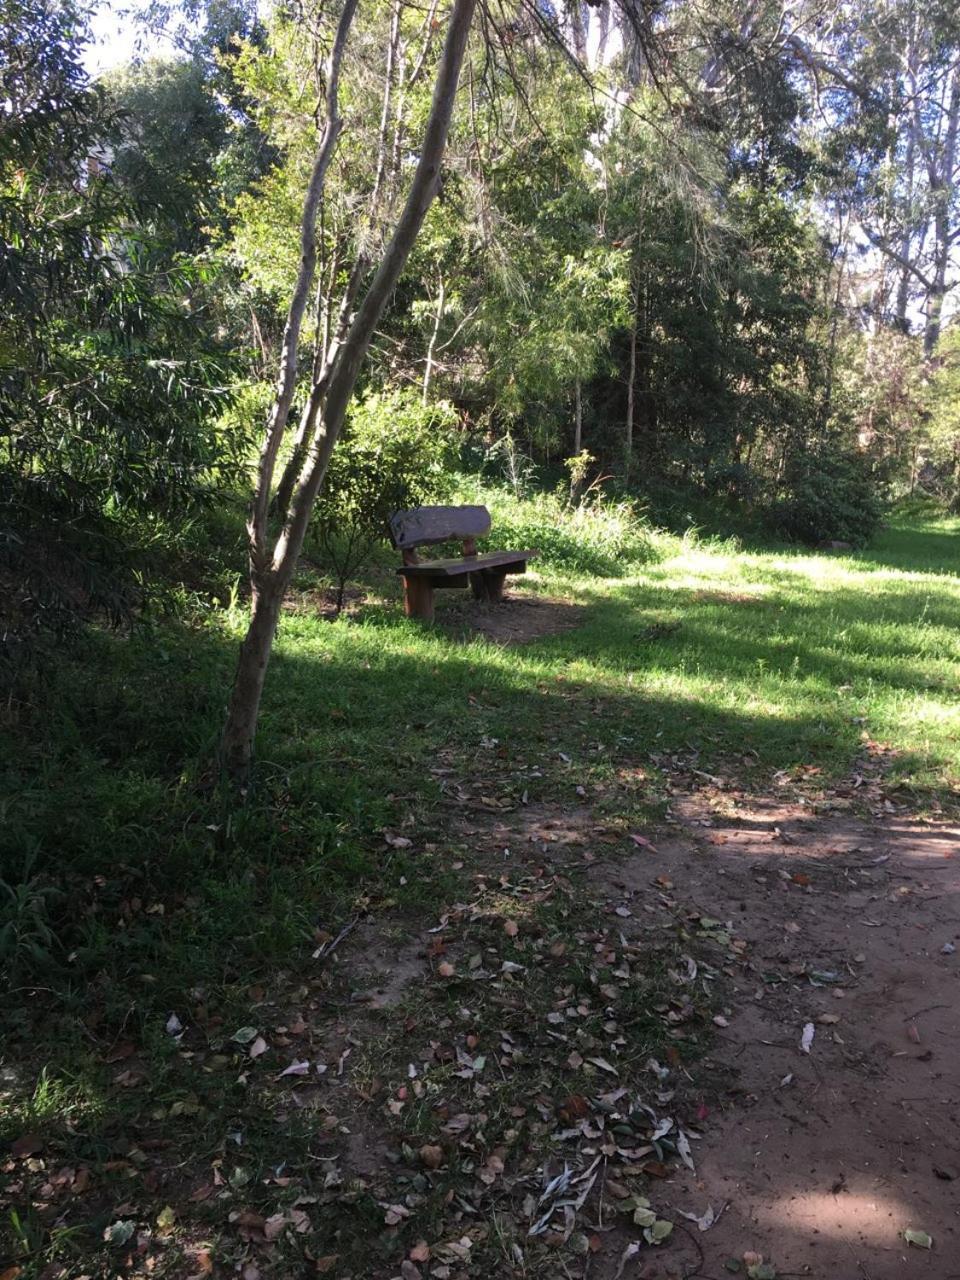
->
[625,797,960,1279]
[326,787,959,1280]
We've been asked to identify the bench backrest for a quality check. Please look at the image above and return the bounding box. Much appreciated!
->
[389,505,491,551]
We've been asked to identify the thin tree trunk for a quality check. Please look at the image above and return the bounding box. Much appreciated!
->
[422,275,446,404]
[573,378,582,454]
[596,0,610,66]
[221,0,478,777]
[625,279,639,466]
[247,0,357,574]
[895,129,915,332]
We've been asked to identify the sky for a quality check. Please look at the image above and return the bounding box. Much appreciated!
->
[85,4,144,76]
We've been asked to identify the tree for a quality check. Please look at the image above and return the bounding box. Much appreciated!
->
[1,0,242,672]
[220,0,478,775]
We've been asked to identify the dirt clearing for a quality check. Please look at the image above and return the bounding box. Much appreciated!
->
[600,795,960,1279]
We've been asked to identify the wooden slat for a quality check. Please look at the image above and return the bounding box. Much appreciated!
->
[389,504,491,550]
[397,550,537,578]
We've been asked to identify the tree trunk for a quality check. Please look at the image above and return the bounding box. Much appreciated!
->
[924,202,951,356]
[573,378,582,454]
[247,0,358,572]
[625,280,639,467]
[422,275,445,404]
[220,577,286,782]
[220,0,478,777]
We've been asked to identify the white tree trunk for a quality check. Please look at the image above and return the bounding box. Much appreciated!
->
[422,276,446,404]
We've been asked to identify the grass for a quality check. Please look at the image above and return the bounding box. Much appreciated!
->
[1,503,958,1277]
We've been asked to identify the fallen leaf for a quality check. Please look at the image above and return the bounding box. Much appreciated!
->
[644,1219,674,1245]
[586,1056,618,1076]
[437,962,455,978]
[11,1134,42,1159]
[249,1036,268,1059]
[503,920,519,937]
[628,833,658,852]
[156,1205,176,1233]
[278,1060,311,1077]
[615,1242,641,1278]
[904,1229,933,1249]
[678,1203,722,1232]
[419,1144,444,1170]
[409,1241,431,1263]
[264,1213,287,1242]
[799,1022,815,1054]
[315,1257,339,1274]
[104,1220,135,1246]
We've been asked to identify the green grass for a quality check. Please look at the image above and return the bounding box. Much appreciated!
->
[2,508,958,1002]
[1,504,958,1276]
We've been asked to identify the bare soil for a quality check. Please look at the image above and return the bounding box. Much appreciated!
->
[334,795,960,1278]
[441,590,585,645]
[594,794,960,1280]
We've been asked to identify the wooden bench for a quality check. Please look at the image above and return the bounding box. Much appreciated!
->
[389,504,537,621]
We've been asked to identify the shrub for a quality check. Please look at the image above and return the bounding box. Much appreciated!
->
[309,389,458,609]
[770,435,887,547]
[453,478,662,575]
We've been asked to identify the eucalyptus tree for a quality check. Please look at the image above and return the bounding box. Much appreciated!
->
[219,0,478,773]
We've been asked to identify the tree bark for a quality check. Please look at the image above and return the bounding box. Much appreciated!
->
[221,0,478,778]
[625,277,639,466]
[422,275,446,404]
[247,0,358,573]
[573,378,582,454]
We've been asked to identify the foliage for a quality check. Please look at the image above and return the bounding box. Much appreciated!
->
[927,323,960,509]
[309,389,458,610]
[453,477,662,576]
[0,0,244,675]
[771,432,888,547]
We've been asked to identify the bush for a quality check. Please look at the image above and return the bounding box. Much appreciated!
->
[453,478,662,575]
[309,389,458,608]
[770,436,887,547]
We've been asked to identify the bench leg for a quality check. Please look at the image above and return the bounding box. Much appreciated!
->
[470,569,507,603]
[403,576,435,621]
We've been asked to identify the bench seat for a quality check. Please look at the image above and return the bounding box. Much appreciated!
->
[395,550,537,578]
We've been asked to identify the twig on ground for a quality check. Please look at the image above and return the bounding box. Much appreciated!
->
[313,917,360,960]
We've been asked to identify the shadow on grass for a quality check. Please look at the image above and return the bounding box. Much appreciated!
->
[2,538,959,1276]
[3,549,959,1026]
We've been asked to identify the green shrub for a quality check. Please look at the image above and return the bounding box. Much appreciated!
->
[309,389,458,608]
[770,437,887,547]
[453,478,662,575]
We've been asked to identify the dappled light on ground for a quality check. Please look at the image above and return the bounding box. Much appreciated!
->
[760,1187,916,1245]
[3,517,959,1276]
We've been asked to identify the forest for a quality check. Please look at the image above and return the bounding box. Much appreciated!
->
[1,0,959,1277]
